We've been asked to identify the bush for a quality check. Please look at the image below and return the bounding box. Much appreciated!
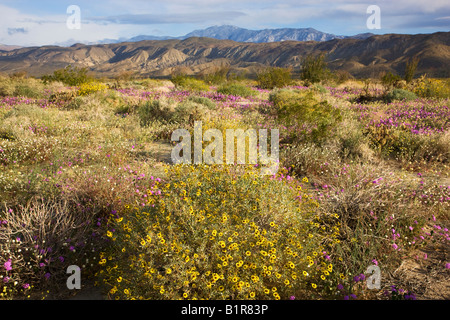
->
[404,57,419,83]
[381,72,402,93]
[299,54,330,85]
[97,165,340,300]
[270,89,342,144]
[217,83,256,97]
[77,82,108,96]
[413,77,450,99]
[0,197,100,298]
[187,96,216,109]
[13,84,43,99]
[256,67,292,90]
[384,89,417,103]
[173,100,210,125]
[138,99,175,126]
[171,75,210,92]
[0,79,16,97]
[41,65,92,87]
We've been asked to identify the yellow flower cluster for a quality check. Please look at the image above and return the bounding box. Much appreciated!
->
[77,81,108,96]
[96,164,342,300]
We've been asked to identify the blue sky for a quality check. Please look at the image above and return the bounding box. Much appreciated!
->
[0,0,449,46]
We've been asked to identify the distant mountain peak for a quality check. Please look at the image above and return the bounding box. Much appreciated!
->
[79,25,376,47]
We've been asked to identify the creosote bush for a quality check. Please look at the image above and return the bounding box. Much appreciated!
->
[256,67,292,90]
[270,89,342,144]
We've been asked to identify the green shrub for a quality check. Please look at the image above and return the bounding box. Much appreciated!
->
[138,99,175,126]
[170,75,210,92]
[173,100,210,125]
[187,96,216,109]
[63,96,84,110]
[381,72,402,92]
[41,65,92,86]
[14,84,43,99]
[0,78,15,97]
[404,57,419,83]
[217,83,256,97]
[299,54,330,85]
[270,89,342,144]
[256,67,292,90]
[97,165,340,300]
[384,89,417,103]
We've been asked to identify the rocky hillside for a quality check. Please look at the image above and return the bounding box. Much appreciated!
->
[0,32,448,78]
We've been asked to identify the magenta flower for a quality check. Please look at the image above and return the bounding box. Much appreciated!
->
[392,243,398,250]
[445,263,450,269]
[3,259,12,271]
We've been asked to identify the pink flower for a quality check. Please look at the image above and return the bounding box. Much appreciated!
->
[445,263,450,269]
[3,259,12,271]
[372,259,378,266]
[392,244,398,250]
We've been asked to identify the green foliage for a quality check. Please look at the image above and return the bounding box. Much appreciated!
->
[138,99,174,126]
[173,100,210,125]
[299,54,330,85]
[384,89,417,103]
[381,72,402,92]
[217,83,256,97]
[201,67,230,85]
[256,67,292,89]
[270,89,342,144]
[97,165,339,300]
[404,57,419,83]
[0,79,16,97]
[170,74,210,92]
[41,65,91,86]
[187,95,216,109]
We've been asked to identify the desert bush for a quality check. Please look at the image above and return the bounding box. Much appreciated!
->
[310,83,328,94]
[0,78,16,97]
[97,164,341,300]
[384,89,417,103]
[313,163,428,282]
[77,82,108,96]
[138,99,175,126]
[11,78,44,99]
[217,83,256,97]
[41,65,92,87]
[171,75,210,92]
[63,96,84,110]
[187,95,216,109]
[380,72,403,93]
[404,57,419,83]
[173,100,210,125]
[201,67,230,85]
[256,67,292,90]
[365,125,449,163]
[270,89,342,144]
[0,197,101,298]
[413,77,450,99]
[299,54,330,86]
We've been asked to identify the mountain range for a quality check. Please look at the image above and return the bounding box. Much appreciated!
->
[0,30,448,79]
[122,25,375,44]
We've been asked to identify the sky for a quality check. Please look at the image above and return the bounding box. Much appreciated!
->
[0,0,449,46]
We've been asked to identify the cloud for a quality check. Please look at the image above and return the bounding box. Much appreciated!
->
[7,27,28,35]
[88,11,246,25]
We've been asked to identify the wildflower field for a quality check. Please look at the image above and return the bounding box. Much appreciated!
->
[0,73,449,300]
